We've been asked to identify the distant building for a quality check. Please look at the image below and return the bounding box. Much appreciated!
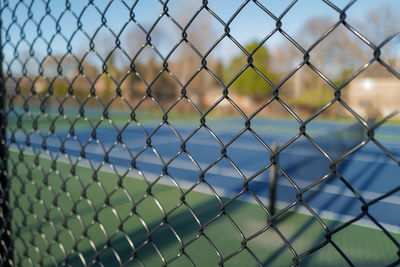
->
[345,63,400,118]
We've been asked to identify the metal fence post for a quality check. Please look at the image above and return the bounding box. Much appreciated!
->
[0,4,12,265]
[269,143,278,216]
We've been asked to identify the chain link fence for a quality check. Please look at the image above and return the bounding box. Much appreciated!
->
[1,0,400,266]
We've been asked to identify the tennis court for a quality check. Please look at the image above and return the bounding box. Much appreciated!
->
[7,115,400,266]
[6,112,399,265]
[10,116,400,229]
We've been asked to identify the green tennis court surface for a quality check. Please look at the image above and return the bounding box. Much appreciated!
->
[9,152,400,266]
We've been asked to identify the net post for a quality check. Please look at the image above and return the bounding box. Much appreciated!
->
[0,4,12,266]
[269,142,278,216]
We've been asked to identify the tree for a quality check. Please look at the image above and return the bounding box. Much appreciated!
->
[173,3,218,111]
[360,4,400,47]
[224,41,279,100]
[146,58,178,103]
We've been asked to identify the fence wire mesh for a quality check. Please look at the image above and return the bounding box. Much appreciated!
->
[1,0,400,266]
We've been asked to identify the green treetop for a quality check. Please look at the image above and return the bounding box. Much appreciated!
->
[224,41,279,100]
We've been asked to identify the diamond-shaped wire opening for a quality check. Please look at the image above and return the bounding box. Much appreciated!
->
[131,0,164,32]
[202,156,247,200]
[204,100,246,136]
[147,178,184,213]
[183,68,224,114]
[266,31,305,80]
[85,222,109,254]
[308,24,372,87]
[277,134,332,185]
[250,103,300,141]
[149,72,180,110]
[85,182,108,208]
[228,72,274,114]
[56,9,78,39]
[104,98,133,125]
[77,5,104,37]
[223,195,269,237]
[22,54,41,77]
[66,30,92,56]
[185,8,225,55]
[50,78,70,99]
[166,99,201,127]
[166,152,201,188]
[134,192,166,230]
[306,102,367,160]
[182,125,222,170]
[56,229,76,258]
[270,202,332,255]
[108,48,132,74]
[201,213,244,259]
[82,51,106,78]
[148,15,182,59]
[103,0,131,31]
[132,45,164,76]
[106,232,137,264]
[49,34,69,56]
[183,234,221,265]
[148,124,182,161]
[119,21,147,56]
[280,65,336,119]
[118,71,145,102]
[37,17,59,42]
[167,42,202,86]
[65,215,85,242]
[224,129,270,177]
[131,115,155,142]
[165,203,200,241]
[74,237,98,265]
[228,1,277,45]
[148,224,183,262]
[97,205,122,238]
[208,36,246,80]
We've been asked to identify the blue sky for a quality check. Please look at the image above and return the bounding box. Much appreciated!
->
[2,0,400,70]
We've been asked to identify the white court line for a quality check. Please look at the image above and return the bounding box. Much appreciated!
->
[14,134,398,165]
[11,146,400,234]
[100,134,399,165]
[9,141,400,207]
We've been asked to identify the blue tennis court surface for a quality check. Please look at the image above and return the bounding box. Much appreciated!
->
[10,118,400,231]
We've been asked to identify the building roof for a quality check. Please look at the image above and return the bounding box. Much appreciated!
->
[361,60,399,78]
